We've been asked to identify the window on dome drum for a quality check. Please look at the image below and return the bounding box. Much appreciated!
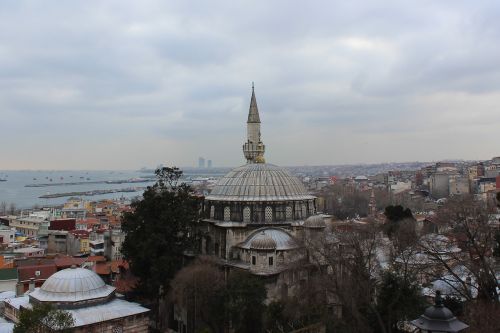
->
[243,206,251,222]
[224,206,230,221]
[275,205,286,221]
[265,206,273,222]
[230,205,242,222]
[210,206,215,219]
[286,206,293,220]
[252,256,256,265]
[269,257,274,266]
[253,206,265,223]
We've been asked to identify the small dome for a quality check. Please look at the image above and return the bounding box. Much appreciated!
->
[304,215,326,228]
[411,291,468,332]
[250,232,277,250]
[30,267,115,303]
[241,227,300,250]
[423,305,454,320]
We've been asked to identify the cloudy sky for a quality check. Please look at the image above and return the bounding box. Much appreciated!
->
[1,0,499,170]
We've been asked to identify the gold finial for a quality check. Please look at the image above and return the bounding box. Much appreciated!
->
[255,155,265,163]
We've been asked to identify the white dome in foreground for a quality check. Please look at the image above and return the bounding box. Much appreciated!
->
[30,267,115,303]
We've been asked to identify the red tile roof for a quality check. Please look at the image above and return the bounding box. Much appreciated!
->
[54,256,86,269]
[86,255,106,263]
[92,263,111,275]
[18,264,57,282]
[113,275,138,293]
[110,260,129,273]
[69,230,90,237]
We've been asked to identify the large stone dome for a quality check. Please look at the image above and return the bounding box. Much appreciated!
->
[206,163,314,202]
[30,267,115,304]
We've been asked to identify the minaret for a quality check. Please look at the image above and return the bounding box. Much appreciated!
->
[243,83,266,163]
[369,188,377,217]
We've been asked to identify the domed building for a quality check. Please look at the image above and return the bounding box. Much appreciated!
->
[4,267,149,332]
[200,85,327,301]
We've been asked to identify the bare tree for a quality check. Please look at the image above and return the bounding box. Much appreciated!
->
[419,196,498,303]
[310,223,386,333]
[169,256,225,333]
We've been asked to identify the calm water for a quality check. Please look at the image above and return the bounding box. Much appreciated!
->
[0,170,155,209]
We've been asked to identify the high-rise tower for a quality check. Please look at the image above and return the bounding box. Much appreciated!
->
[243,83,266,163]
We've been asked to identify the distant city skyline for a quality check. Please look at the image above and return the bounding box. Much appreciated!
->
[1,1,500,170]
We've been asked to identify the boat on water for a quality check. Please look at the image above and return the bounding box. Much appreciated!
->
[0,179,6,182]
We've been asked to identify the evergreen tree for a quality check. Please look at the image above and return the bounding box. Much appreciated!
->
[225,272,267,333]
[121,167,201,322]
[375,271,426,333]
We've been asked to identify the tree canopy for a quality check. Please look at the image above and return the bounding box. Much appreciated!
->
[121,167,201,299]
[375,271,426,333]
[14,303,74,333]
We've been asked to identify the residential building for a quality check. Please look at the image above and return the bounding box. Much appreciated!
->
[429,173,450,199]
[0,226,15,245]
[67,230,90,256]
[46,230,68,254]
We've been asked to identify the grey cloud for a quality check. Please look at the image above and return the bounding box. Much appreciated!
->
[1,0,500,169]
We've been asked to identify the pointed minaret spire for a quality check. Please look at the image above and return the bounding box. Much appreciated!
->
[243,83,265,163]
[248,82,260,123]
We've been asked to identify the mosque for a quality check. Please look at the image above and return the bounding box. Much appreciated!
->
[199,85,328,300]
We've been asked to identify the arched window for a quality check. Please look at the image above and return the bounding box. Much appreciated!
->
[243,206,251,223]
[210,205,215,219]
[286,206,293,220]
[224,207,231,221]
[265,206,273,222]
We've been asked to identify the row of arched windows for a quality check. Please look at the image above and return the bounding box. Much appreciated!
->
[205,200,316,223]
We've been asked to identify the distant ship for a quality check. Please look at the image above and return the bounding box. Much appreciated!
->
[0,179,6,182]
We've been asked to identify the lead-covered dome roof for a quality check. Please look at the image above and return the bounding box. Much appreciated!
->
[304,215,326,228]
[206,163,315,202]
[240,228,300,250]
[250,232,277,250]
[30,267,115,303]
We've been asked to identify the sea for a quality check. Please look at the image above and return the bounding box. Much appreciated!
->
[0,170,156,209]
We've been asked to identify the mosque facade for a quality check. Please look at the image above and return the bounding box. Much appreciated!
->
[199,85,327,301]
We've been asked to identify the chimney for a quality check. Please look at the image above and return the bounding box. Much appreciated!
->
[16,283,24,297]
[29,278,35,292]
